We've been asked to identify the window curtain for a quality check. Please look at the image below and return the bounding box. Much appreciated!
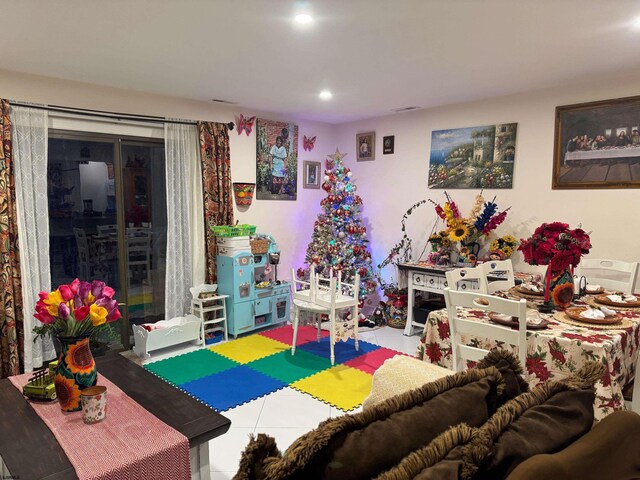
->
[197,122,233,283]
[12,105,56,372]
[164,123,198,318]
[0,99,24,378]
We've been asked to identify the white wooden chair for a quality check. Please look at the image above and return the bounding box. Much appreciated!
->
[290,268,360,365]
[126,235,152,286]
[445,265,489,293]
[479,259,516,294]
[576,259,639,293]
[73,227,91,280]
[443,287,528,372]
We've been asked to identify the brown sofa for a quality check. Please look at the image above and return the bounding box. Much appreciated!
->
[234,352,640,480]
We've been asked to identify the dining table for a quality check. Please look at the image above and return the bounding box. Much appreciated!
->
[416,289,640,420]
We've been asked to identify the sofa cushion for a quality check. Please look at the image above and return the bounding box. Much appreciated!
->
[233,366,505,480]
[505,410,640,480]
[374,424,476,480]
[467,362,603,480]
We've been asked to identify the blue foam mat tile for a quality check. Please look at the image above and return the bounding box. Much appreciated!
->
[296,337,380,364]
[181,365,287,412]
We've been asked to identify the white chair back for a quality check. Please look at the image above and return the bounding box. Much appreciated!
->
[445,266,489,293]
[291,268,315,303]
[480,259,516,294]
[576,259,639,293]
[443,287,527,372]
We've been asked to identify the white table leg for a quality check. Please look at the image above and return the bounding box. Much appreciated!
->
[404,280,415,336]
[190,442,211,480]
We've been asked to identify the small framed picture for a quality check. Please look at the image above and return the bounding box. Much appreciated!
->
[383,135,395,154]
[303,160,321,189]
[356,132,375,161]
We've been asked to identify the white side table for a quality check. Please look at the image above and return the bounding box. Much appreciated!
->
[191,294,229,344]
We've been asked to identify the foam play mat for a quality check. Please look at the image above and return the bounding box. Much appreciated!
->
[144,324,406,412]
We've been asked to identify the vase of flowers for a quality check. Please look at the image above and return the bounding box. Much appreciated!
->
[34,279,121,412]
[429,191,511,265]
[487,235,518,260]
[518,222,591,310]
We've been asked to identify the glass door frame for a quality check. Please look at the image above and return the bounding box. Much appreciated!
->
[48,129,165,349]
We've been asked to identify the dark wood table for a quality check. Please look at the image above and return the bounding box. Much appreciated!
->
[0,352,231,480]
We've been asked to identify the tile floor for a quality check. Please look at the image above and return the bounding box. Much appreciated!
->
[140,324,420,479]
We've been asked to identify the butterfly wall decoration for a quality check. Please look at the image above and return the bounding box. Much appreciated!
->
[236,114,256,136]
[303,135,316,151]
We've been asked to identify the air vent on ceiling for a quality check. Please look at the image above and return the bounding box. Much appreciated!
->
[392,106,421,113]
[211,98,238,105]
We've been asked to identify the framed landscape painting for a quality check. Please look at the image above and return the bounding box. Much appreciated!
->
[553,95,640,189]
[428,123,517,189]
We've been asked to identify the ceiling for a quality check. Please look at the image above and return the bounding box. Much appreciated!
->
[3,0,640,123]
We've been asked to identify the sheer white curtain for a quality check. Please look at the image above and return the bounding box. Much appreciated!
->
[164,123,199,318]
[12,105,56,371]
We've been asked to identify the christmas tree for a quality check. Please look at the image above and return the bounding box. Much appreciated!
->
[301,149,377,300]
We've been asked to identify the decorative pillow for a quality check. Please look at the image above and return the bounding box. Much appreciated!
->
[362,355,454,410]
[374,361,602,480]
[504,410,640,480]
[233,366,506,480]
[465,361,604,480]
[374,423,477,480]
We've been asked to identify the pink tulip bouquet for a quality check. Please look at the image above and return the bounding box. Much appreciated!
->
[33,279,121,338]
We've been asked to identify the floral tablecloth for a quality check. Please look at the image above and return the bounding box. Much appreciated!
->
[416,306,640,420]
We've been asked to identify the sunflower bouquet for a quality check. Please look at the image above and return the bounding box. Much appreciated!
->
[33,279,121,339]
[489,235,518,259]
[429,191,511,262]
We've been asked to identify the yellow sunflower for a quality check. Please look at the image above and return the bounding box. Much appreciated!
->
[54,375,82,411]
[502,246,514,257]
[449,225,469,242]
[503,235,517,243]
[490,239,500,251]
[552,282,574,308]
[65,339,95,375]
[459,246,470,255]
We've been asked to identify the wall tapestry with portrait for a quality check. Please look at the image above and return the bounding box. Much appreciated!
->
[256,118,299,200]
[428,123,517,189]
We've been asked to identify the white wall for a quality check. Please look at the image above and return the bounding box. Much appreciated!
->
[334,70,640,280]
[3,67,640,287]
[0,69,334,280]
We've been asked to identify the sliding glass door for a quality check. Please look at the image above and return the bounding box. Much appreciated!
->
[47,131,166,349]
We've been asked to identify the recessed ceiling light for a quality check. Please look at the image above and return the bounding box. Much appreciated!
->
[633,17,640,29]
[319,90,333,100]
[294,13,313,24]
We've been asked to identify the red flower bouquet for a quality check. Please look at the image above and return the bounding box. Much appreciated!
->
[518,222,591,309]
[518,222,591,272]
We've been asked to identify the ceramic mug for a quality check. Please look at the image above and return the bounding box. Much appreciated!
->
[80,385,107,424]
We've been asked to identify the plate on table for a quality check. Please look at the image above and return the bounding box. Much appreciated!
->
[488,310,549,330]
[593,294,640,308]
[515,284,544,297]
[584,285,605,295]
[564,307,622,325]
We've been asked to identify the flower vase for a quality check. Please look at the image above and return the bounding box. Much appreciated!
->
[457,241,480,266]
[542,267,575,310]
[54,335,97,412]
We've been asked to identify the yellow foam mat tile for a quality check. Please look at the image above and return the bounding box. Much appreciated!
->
[210,334,290,364]
[291,365,373,412]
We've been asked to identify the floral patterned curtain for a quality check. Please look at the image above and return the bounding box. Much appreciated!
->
[197,122,234,283]
[0,99,24,378]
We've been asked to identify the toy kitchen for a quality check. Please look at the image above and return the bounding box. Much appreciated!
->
[216,233,291,337]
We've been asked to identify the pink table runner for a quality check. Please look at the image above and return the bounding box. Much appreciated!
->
[10,372,191,480]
